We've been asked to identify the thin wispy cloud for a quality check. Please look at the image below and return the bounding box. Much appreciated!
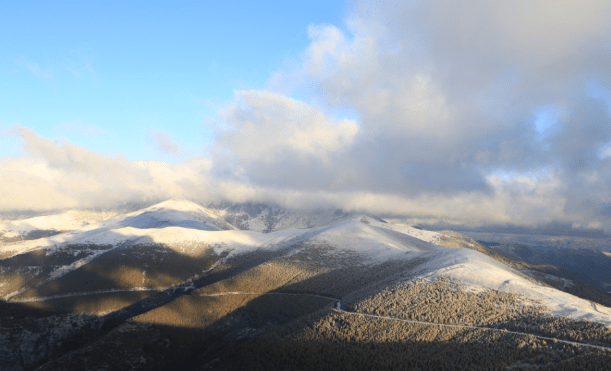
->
[150,130,181,156]
[14,57,53,80]
[67,61,95,79]
[66,50,97,80]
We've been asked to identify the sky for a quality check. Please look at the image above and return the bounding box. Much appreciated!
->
[2,0,611,236]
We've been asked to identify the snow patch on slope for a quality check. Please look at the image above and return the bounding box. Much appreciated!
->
[309,220,439,262]
[47,249,108,281]
[353,216,443,244]
[417,247,611,326]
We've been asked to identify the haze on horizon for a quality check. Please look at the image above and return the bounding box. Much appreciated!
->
[1,1,611,236]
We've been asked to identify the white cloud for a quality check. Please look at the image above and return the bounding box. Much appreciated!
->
[0,127,202,210]
[0,127,284,212]
[4,1,611,235]
[210,0,611,231]
[1,126,609,233]
[218,90,358,161]
[0,156,77,211]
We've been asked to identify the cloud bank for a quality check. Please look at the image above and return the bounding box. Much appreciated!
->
[3,1,611,235]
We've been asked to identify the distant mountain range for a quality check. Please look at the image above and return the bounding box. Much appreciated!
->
[1,199,610,370]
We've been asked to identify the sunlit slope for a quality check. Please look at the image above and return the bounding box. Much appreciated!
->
[301,219,611,326]
[62,218,611,370]
[0,216,433,303]
[2,203,611,371]
[114,199,238,231]
[1,200,610,328]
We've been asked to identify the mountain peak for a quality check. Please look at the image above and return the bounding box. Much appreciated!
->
[145,199,206,213]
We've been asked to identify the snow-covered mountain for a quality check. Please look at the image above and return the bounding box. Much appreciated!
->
[0,209,119,242]
[1,199,609,324]
[0,199,235,255]
[1,199,610,370]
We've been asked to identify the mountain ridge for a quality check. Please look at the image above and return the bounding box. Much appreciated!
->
[1,199,611,370]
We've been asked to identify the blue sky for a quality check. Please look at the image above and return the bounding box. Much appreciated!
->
[0,0,347,161]
[1,1,611,236]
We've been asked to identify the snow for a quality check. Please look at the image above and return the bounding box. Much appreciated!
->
[101,199,237,232]
[417,246,611,326]
[0,210,118,235]
[351,216,443,244]
[48,250,107,281]
[2,199,610,327]
[309,219,438,261]
[317,217,611,326]
[0,200,238,256]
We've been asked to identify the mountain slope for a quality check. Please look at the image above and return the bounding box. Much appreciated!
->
[1,200,610,370]
[2,202,610,324]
